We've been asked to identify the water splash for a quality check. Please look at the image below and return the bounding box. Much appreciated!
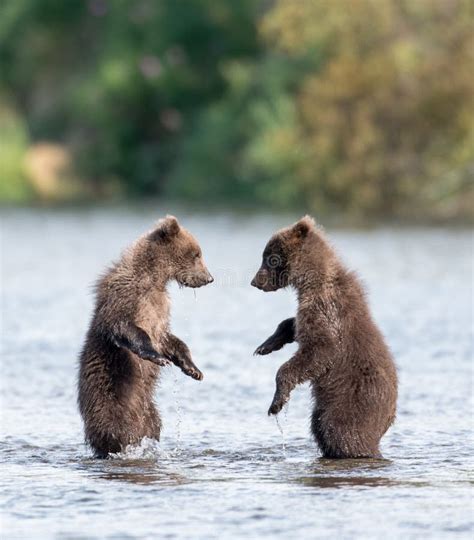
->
[172,370,182,455]
[109,437,168,460]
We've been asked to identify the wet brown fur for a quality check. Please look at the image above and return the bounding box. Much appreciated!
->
[78,216,213,458]
[252,216,398,458]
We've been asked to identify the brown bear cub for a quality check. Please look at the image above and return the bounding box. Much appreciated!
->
[251,216,397,459]
[78,215,213,458]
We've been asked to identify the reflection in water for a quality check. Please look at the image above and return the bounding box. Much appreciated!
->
[312,457,392,472]
[294,458,431,489]
[96,469,189,486]
[296,457,392,489]
[295,475,397,489]
[294,474,432,489]
[80,459,190,486]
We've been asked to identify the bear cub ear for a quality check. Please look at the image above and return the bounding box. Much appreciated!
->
[292,215,315,239]
[151,215,181,241]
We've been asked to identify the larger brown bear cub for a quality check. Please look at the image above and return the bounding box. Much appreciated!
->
[78,216,213,458]
[252,216,397,458]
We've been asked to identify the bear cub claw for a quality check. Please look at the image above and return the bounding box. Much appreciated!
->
[254,337,284,356]
[136,348,171,366]
[268,394,287,416]
[183,366,203,381]
[254,343,271,356]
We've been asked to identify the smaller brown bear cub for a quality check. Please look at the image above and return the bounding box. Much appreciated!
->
[251,216,397,458]
[78,216,213,458]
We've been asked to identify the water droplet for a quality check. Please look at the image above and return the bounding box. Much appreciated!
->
[172,371,182,455]
[275,415,286,458]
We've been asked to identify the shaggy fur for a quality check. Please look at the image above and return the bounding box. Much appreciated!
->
[78,216,213,458]
[252,216,397,458]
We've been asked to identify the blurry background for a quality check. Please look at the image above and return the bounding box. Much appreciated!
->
[1,0,473,222]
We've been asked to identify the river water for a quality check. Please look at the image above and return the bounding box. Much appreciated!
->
[1,207,473,539]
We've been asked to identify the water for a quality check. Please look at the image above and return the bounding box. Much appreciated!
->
[1,207,473,539]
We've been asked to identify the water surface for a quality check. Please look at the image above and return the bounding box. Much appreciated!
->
[1,208,473,539]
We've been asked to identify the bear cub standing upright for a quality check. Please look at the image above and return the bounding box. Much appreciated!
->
[252,216,397,458]
[78,215,213,458]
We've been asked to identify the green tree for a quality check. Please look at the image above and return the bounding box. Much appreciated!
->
[0,0,259,196]
[260,0,474,219]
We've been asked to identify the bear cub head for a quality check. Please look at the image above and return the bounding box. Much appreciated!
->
[251,215,320,292]
[148,215,213,288]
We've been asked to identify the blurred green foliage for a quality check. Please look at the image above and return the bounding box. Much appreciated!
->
[0,0,472,221]
[0,101,31,202]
